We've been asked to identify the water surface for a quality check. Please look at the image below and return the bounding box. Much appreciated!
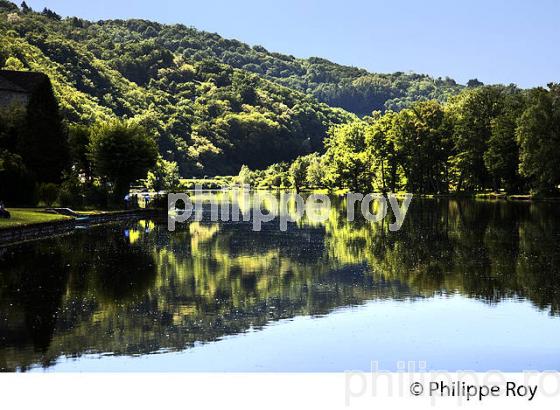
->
[1,198,559,371]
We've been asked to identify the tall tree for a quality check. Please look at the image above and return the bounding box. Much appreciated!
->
[89,120,158,201]
[365,111,400,192]
[289,154,313,192]
[16,77,69,183]
[391,101,451,194]
[68,124,93,183]
[305,153,326,189]
[517,84,560,195]
[20,1,31,13]
[447,86,508,191]
[146,157,180,192]
[324,121,371,192]
[484,91,526,192]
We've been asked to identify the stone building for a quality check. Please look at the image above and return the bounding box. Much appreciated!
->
[0,70,51,108]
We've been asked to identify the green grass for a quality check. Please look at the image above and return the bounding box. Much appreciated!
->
[0,208,71,230]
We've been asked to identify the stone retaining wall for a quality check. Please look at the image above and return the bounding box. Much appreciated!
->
[0,209,159,246]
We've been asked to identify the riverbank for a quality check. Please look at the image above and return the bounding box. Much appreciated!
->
[0,208,160,245]
[0,208,71,229]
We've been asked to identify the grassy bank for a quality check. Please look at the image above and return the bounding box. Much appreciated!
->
[0,208,71,230]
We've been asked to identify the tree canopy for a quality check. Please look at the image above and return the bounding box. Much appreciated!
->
[88,119,158,199]
[0,1,464,176]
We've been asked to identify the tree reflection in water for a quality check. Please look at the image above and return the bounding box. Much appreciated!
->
[1,198,560,371]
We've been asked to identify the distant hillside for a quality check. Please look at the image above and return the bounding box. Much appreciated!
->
[69,15,464,116]
[0,0,462,175]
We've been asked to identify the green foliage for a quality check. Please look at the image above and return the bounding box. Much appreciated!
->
[320,96,479,194]
[233,162,293,189]
[3,55,24,69]
[517,85,560,195]
[310,71,462,116]
[15,76,69,183]
[259,163,289,188]
[484,91,526,192]
[305,153,326,188]
[446,85,515,191]
[391,101,451,193]
[180,177,230,190]
[19,2,30,13]
[57,172,84,208]
[288,154,313,191]
[236,165,255,187]
[37,182,58,206]
[0,0,17,12]
[283,84,560,196]
[0,7,355,175]
[88,119,158,199]
[68,124,93,182]
[0,0,464,121]
[146,157,180,191]
[467,78,484,88]
[2,3,559,197]
[324,121,371,192]
[365,111,400,192]
[0,4,463,177]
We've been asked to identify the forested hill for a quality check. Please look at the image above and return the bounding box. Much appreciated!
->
[0,0,462,175]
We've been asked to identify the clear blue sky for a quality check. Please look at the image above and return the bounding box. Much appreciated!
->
[23,0,560,88]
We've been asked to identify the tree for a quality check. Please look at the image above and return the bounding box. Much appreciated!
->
[20,1,31,13]
[260,163,287,188]
[305,153,326,188]
[89,120,158,201]
[391,101,451,194]
[16,76,69,183]
[68,124,93,183]
[236,165,254,187]
[365,111,400,192]
[232,71,258,105]
[467,79,484,88]
[517,85,560,195]
[38,182,59,206]
[324,121,371,192]
[41,7,61,20]
[447,86,508,191]
[0,8,464,177]
[289,155,313,192]
[484,92,526,192]
[146,157,180,191]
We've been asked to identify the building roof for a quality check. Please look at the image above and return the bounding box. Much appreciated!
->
[0,70,50,94]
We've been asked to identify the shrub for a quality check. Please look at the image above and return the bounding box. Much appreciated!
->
[57,176,84,208]
[37,183,59,206]
[84,185,109,209]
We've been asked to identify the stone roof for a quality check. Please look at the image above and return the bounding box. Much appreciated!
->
[0,70,50,94]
